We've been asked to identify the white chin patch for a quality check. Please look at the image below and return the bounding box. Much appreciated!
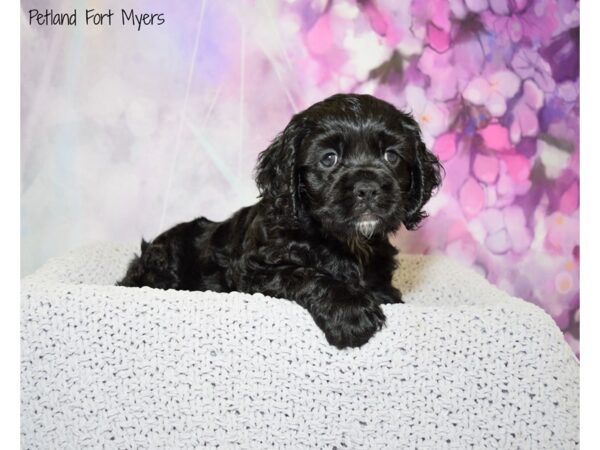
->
[355,220,379,239]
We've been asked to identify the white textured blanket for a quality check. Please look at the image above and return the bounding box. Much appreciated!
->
[21,243,579,449]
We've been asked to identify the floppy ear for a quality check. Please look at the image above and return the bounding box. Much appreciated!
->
[403,128,443,230]
[254,117,304,216]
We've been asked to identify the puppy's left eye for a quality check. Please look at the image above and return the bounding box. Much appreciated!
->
[320,151,339,168]
[384,150,400,165]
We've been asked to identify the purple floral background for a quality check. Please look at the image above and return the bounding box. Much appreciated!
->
[21,0,579,353]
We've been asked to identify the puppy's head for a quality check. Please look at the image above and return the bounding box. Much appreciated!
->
[255,93,442,240]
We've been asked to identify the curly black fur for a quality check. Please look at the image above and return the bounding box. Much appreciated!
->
[118,93,442,348]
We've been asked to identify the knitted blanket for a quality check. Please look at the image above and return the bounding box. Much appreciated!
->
[21,243,579,449]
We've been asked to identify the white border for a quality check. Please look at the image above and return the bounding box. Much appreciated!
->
[0,1,21,447]
[580,1,596,448]
[9,1,588,448]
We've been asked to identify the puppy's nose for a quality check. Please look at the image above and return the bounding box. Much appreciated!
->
[354,180,380,201]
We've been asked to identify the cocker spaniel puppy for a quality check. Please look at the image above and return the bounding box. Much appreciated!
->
[118,94,442,348]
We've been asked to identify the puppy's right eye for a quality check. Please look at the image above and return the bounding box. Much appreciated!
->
[320,151,339,168]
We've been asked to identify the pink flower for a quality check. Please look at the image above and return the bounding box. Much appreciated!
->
[559,182,579,215]
[503,205,532,253]
[473,157,531,208]
[479,208,504,235]
[510,79,544,143]
[482,0,560,45]
[412,0,451,32]
[452,38,486,80]
[555,270,575,295]
[375,0,424,56]
[447,218,470,242]
[459,177,485,218]
[489,0,529,15]
[357,0,402,46]
[463,70,521,117]
[438,148,470,194]
[558,81,579,103]
[481,0,529,43]
[473,153,499,184]
[305,14,333,56]
[500,153,531,183]
[478,123,511,151]
[464,0,490,13]
[427,24,450,52]
[404,86,449,147]
[418,39,485,102]
[545,212,578,254]
[418,47,459,101]
[539,259,579,331]
[433,132,457,162]
[511,47,556,93]
[480,206,532,254]
[411,0,451,52]
[486,158,531,208]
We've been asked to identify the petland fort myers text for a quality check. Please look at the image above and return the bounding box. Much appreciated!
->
[28,9,165,31]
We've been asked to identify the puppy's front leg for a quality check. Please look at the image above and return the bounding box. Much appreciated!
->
[248,268,386,348]
[309,283,387,349]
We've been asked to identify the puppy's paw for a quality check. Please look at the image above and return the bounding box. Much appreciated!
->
[141,243,170,271]
[117,241,180,289]
[315,300,386,349]
[371,287,403,305]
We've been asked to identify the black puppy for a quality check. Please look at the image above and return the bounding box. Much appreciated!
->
[118,94,442,348]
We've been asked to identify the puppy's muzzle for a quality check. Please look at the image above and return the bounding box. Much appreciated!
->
[352,178,385,239]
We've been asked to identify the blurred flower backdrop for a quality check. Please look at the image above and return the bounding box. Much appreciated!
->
[21,0,579,353]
